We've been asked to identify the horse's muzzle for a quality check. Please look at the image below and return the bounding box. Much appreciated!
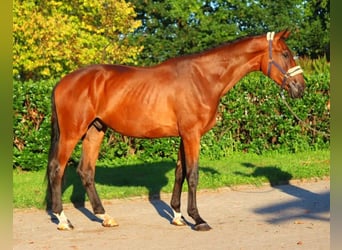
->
[288,81,305,98]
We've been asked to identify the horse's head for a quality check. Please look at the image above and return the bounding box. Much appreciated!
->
[261,30,305,98]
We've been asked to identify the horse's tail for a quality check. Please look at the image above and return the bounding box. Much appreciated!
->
[45,86,60,210]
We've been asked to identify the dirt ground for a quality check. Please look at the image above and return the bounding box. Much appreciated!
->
[13,179,330,250]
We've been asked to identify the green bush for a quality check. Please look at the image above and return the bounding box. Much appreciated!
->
[13,67,330,171]
[207,71,330,156]
[13,79,56,170]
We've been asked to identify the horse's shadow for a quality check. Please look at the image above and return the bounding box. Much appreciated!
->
[236,162,293,186]
[234,162,330,223]
[53,160,218,226]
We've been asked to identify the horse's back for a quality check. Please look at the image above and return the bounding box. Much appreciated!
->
[53,64,141,108]
[55,64,134,88]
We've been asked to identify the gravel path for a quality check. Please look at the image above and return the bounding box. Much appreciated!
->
[13,180,330,250]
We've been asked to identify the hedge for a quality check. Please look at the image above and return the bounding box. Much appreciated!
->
[13,71,330,171]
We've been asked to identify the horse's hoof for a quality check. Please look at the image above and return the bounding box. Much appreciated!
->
[194,222,211,231]
[171,217,186,226]
[96,213,119,227]
[57,221,74,231]
[102,217,119,227]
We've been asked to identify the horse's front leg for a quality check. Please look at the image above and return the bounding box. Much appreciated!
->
[183,136,211,231]
[77,125,118,227]
[170,140,187,226]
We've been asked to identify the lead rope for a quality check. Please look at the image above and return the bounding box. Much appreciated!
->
[266,32,330,138]
[280,90,330,138]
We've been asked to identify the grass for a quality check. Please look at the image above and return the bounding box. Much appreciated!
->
[13,150,330,209]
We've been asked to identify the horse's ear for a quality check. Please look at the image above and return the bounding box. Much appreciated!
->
[277,29,291,39]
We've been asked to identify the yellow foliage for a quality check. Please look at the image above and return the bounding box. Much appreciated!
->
[13,0,143,80]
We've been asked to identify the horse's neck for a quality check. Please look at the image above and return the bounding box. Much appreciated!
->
[195,38,266,98]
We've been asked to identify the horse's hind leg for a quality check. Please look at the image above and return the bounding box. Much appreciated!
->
[48,135,79,230]
[77,124,118,227]
[170,140,187,226]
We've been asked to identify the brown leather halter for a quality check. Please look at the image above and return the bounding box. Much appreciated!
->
[266,31,303,90]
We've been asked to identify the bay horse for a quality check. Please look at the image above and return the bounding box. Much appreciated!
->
[47,30,305,231]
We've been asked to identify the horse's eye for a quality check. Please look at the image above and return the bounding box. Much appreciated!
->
[282,52,290,59]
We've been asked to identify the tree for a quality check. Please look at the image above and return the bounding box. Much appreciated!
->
[13,0,143,80]
[129,0,329,65]
[292,0,330,59]
[129,0,238,65]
